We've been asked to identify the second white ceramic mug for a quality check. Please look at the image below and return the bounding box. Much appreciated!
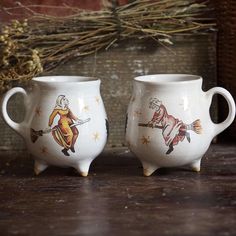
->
[126,74,235,176]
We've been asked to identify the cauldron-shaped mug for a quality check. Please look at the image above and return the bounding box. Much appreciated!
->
[1,76,108,176]
[126,74,235,176]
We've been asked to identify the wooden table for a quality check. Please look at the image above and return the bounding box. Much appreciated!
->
[0,144,235,236]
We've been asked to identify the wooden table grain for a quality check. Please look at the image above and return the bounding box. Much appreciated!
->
[0,144,235,236]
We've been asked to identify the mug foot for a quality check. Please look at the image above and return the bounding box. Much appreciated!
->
[79,171,88,177]
[190,159,201,172]
[75,161,91,177]
[34,160,48,175]
[142,162,159,177]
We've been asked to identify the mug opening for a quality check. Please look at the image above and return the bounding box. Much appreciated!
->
[134,74,202,84]
[32,76,99,83]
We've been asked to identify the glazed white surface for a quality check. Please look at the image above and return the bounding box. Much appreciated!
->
[126,74,235,176]
[1,76,108,176]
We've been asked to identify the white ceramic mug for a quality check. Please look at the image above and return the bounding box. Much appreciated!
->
[126,74,235,176]
[1,76,108,176]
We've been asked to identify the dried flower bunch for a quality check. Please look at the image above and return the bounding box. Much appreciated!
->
[0,0,215,92]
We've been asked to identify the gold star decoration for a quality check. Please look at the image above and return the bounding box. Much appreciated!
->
[95,96,100,104]
[134,110,142,117]
[93,132,100,141]
[83,105,89,112]
[141,135,151,145]
[40,146,48,155]
[35,106,42,116]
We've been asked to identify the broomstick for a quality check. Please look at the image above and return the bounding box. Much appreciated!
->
[31,118,91,143]
[138,123,163,129]
[138,119,202,134]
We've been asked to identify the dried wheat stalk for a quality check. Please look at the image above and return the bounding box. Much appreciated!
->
[0,0,215,92]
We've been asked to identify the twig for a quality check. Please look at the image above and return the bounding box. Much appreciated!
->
[0,0,216,92]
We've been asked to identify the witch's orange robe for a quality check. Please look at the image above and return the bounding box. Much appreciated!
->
[48,108,78,149]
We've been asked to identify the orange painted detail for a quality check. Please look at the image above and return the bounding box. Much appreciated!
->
[49,108,79,149]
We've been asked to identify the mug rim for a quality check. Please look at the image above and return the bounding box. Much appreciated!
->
[32,75,100,84]
[134,74,202,84]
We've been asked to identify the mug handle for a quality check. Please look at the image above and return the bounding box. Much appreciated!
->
[1,87,29,137]
[206,87,235,137]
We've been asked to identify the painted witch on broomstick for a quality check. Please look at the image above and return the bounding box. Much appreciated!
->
[138,98,202,155]
[31,95,90,156]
